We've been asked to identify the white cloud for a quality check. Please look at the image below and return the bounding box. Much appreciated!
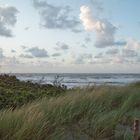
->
[0,5,18,37]
[80,6,125,48]
[91,57,111,64]
[26,47,49,58]
[0,48,5,59]
[4,57,20,66]
[111,57,124,64]
[0,48,21,68]
[0,56,20,67]
[74,53,92,64]
[125,39,140,50]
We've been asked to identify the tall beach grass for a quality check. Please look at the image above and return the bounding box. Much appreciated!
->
[0,83,140,140]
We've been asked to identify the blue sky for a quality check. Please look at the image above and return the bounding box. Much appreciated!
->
[0,0,140,73]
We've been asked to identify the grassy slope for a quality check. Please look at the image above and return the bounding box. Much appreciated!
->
[0,82,140,140]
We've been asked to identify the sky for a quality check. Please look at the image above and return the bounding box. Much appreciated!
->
[0,0,140,73]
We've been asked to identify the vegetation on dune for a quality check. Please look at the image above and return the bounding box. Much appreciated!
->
[0,75,140,140]
[0,74,66,109]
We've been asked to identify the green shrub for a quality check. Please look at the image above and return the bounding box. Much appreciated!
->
[0,74,66,109]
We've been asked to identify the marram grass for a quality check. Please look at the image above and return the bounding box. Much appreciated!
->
[0,84,140,140]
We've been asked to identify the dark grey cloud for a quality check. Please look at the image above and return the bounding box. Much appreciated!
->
[52,53,61,57]
[115,41,126,46]
[20,54,34,59]
[11,49,16,53]
[85,35,91,43]
[26,47,49,58]
[94,52,103,58]
[33,0,80,32]
[81,44,87,48]
[122,49,137,58]
[106,48,119,55]
[55,42,69,51]
[0,6,18,37]
[21,45,28,49]
[71,28,83,33]
[136,57,140,63]
[24,27,30,30]
[62,59,65,62]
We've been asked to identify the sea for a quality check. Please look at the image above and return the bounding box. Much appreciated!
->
[13,73,140,88]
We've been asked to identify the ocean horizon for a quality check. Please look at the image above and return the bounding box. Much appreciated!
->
[6,73,140,88]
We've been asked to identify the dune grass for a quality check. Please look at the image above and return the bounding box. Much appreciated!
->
[0,83,140,140]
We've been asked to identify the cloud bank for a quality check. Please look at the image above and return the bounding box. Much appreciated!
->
[33,0,80,32]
